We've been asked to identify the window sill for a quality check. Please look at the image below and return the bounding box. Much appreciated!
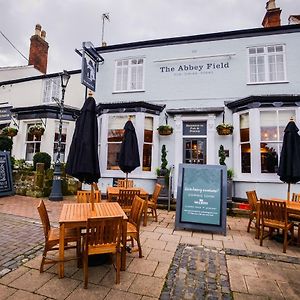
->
[112,90,145,94]
[233,176,286,183]
[246,81,289,85]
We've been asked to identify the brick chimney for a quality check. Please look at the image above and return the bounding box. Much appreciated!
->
[28,24,49,74]
[262,0,281,28]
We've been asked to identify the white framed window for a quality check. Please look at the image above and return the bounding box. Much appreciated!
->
[143,116,153,171]
[114,58,144,92]
[240,113,251,173]
[43,77,61,103]
[237,108,296,178]
[25,123,42,161]
[53,122,68,162]
[107,115,135,170]
[248,44,286,83]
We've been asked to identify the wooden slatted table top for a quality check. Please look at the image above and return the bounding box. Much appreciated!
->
[258,198,300,215]
[59,202,127,224]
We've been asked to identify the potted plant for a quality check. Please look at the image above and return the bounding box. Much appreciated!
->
[1,127,18,138]
[218,145,234,201]
[157,125,173,136]
[216,123,233,136]
[28,124,45,138]
[156,144,170,198]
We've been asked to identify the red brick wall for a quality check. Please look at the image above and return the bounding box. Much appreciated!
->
[28,35,49,74]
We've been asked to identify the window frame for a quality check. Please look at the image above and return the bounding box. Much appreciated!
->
[25,122,43,162]
[234,107,297,182]
[100,112,159,179]
[247,44,287,84]
[113,57,145,93]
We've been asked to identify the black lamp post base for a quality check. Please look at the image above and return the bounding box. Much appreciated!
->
[49,163,63,201]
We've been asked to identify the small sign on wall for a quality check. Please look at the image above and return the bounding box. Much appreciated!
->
[175,164,227,235]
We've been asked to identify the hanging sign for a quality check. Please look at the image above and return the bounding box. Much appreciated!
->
[175,164,227,235]
[81,42,99,92]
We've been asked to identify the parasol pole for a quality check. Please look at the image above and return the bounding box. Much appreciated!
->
[287,183,290,201]
[91,182,95,210]
[125,173,128,188]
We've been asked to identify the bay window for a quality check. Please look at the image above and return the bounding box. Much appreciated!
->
[238,108,296,177]
[248,44,286,83]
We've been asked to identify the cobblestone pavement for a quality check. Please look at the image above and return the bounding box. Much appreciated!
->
[0,213,44,277]
[161,244,231,300]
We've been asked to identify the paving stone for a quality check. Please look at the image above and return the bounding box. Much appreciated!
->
[0,266,29,285]
[164,241,179,252]
[0,284,16,300]
[153,262,170,278]
[6,289,46,300]
[100,270,136,291]
[105,289,142,300]
[245,277,284,299]
[8,269,54,292]
[142,238,167,250]
[129,274,165,297]
[65,283,110,300]
[232,292,268,300]
[276,281,300,300]
[127,259,158,276]
[147,249,174,264]
[72,264,110,284]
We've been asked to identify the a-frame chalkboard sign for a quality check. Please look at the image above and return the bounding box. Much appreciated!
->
[0,151,14,196]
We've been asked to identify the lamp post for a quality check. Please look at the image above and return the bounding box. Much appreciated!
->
[49,70,70,201]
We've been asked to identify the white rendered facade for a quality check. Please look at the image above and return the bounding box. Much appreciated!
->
[94,25,300,199]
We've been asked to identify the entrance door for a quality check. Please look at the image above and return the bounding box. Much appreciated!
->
[183,138,206,164]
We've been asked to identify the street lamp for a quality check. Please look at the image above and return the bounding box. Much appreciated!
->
[49,70,70,201]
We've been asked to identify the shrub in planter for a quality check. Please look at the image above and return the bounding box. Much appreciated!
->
[0,136,13,152]
[33,152,51,170]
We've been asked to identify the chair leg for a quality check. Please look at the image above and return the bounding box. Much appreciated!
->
[116,251,121,284]
[283,229,288,253]
[83,252,88,289]
[260,225,264,246]
[40,247,47,273]
[298,224,300,246]
[136,235,143,258]
[247,216,252,233]
[154,208,158,222]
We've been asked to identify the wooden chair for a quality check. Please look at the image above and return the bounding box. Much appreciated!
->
[118,189,140,214]
[77,190,101,203]
[246,190,259,237]
[82,216,123,288]
[291,193,300,202]
[127,195,145,258]
[259,198,294,253]
[289,193,300,244]
[37,200,81,273]
[147,184,162,222]
[117,179,134,188]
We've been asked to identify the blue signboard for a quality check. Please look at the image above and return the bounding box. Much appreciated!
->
[81,51,97,91]
[175,164,227,235]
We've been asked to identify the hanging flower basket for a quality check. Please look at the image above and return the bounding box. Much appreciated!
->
[1,127,18,137]
[216,123,233,136]
[157,125,173,136]
[28,125,45,137]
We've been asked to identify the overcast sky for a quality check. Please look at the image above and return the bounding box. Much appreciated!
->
[0,0,299,74]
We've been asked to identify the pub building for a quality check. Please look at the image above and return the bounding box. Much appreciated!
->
[92,1,300,201]
[0,1,299,203]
